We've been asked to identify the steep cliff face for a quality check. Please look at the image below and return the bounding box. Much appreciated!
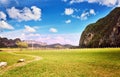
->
[79,7,120,48]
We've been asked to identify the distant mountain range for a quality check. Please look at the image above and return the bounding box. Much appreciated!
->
[0,37,74,49]
[27,42,73,49]
[46,43,73,49]
[23,40,74,49]
[23,40,47,46]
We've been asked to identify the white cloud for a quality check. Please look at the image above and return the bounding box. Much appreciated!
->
[0,11,7,33]
[100,0,117,7]
[89,9,96,15]
[0,29,38,40]
[49,28,58,33]
[64,8,96,20]
[65,19,71,24]
[79,9,96,20]
[70,0,84,4]
[7,6,42,22]
[64,8,74,15]
[25,25,36,32]
[69,0,119,7]
[0,21,14,30]
[80,12,89,20]
[0,11,6,20]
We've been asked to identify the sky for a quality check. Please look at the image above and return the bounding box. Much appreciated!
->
[0,0,120,46]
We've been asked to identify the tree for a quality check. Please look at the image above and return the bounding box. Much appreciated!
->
[16,41,28,51]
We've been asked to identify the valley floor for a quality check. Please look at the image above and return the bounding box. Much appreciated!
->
[0,48,120,77]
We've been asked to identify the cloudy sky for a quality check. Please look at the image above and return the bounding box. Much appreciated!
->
[0,0,120,45]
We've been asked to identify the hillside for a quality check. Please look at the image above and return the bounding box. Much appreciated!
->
[79,7,120,48]
[0,37,21,48]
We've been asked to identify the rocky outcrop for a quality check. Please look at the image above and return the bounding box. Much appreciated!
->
[79,7,120,48]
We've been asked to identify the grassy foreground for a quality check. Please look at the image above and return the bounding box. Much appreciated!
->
[0,48,120,77]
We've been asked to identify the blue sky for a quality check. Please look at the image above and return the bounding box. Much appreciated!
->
[0,0,120,45]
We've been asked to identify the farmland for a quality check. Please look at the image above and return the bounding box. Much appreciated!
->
[0,48,120,77]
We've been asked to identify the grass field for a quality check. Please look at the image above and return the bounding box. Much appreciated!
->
[0,48,120,77]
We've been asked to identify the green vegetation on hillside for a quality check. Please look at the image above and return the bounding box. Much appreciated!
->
[80,7,120,48]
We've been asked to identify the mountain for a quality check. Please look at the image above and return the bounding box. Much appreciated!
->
[47,43,73,49]
[23,40,47,48]
[0,37,21,48]
[47,43,63,48]
[28,43,73,49]
[79,7,120,48]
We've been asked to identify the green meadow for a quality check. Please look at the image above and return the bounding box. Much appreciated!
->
[0,48,120,77]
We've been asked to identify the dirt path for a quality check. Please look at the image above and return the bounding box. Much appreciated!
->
[0,52,43,75]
